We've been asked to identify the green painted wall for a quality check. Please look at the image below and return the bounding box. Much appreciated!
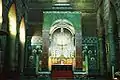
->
[43,11,81,31]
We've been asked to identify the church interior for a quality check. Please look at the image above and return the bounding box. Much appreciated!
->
[0,0,120,80]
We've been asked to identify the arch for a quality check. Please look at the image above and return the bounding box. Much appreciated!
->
[50,19,75,35]
[48,19,76,70]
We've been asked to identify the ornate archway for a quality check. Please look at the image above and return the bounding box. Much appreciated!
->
[48,19,76,70]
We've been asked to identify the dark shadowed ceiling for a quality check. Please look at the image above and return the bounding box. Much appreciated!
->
[26,0,99,36]
[26,0,98,12]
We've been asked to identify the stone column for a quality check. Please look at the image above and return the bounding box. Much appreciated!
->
[75,32,82,70]
[107,9,116,72]
[117,21,120,69]
[42,30,49,71]
[115,0,120,71]
[104,0,117,78]
[97,7,107,75]
[2,1,9,78]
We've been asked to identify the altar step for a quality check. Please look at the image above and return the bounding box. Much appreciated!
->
[52,70,73,79]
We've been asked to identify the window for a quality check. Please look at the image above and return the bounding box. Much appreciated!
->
[0,0,2,28]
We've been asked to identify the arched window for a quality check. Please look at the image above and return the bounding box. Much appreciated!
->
[0,0,3,29]
[20,17,25,44]
[8,3,17,36]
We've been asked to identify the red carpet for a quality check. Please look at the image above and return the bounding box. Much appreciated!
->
[52,70,73,78]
